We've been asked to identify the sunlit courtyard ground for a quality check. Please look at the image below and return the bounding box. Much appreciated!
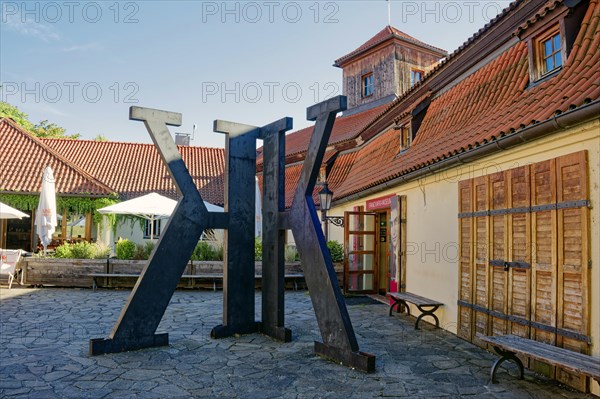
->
[0,288,594,398]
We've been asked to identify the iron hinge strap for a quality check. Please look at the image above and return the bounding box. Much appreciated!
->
[489,260,531,269]
[488,309,508,320]
[457,300,473,309]
[556,328,592,344]
[529,320,555,334]
[472,303,491,315]
[458,199,590,218]
[530,204,555,212]
[556,199,591,210]
[507,314,529,327]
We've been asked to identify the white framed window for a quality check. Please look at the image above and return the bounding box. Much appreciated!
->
[144,219,162,239]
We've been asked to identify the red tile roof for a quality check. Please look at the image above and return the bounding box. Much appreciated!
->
[282,103,390,158]
[395,0,522,96]
[517,0,563,35]
[335,26,447,67]
[334,0,600,200]
[0,118,116,197]
[325,151,359,197]
[43,138,225,206]
[266,150,359,209]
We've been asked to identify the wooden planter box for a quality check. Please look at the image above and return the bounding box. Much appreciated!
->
[20,259,320,290]
[23,258,108,288]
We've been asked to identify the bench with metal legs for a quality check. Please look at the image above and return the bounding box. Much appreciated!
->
[388,292,444,330]
[479,334,600,386]
[489,345,525,383]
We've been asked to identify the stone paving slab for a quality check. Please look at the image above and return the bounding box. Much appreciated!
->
[0,288,595,398]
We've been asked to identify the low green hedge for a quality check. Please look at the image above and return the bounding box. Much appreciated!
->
[54,241,110,259]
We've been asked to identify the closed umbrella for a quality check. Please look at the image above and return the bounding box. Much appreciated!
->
[0,201,29,219]
[35,166,58,254]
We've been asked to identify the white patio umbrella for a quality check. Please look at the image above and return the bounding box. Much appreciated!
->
[35,166,58,254]
[97,192,224,240]
[0,201,29,219]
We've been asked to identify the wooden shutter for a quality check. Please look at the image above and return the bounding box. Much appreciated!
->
[508,165,532,341]
[555,151,590,391]
[505,164,532,369]
[530,158,557,379]
[489,171,508,337]
[473,176,489,348]
[457,179,473,341]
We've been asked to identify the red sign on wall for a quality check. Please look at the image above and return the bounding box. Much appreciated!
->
[366,194,395,211]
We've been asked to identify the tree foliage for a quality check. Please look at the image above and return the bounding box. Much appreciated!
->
[32,120,80,139]
[94,134,109,142]
[0,101,80,139]
[0,101,33,130]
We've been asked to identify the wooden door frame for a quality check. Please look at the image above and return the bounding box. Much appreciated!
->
[343,211,378,295]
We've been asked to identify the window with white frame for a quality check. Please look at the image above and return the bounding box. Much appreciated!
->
[144,219,162,239]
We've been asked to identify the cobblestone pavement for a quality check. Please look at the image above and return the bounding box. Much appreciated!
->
[0,288,595,398]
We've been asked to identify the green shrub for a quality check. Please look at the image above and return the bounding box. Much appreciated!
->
[133,242,155,260]
[212,243,224,261]
[326,240,344,263]
[191,241,209,261]
[54,243,72,258]
[54,241,99,259]
[133,244,146,260]
[116,239,136,260]
[284,245,300,262]
[191,241,222,261]
[69,241,96,259]
[254,237,262,261]
[144,242,155,258]
[93,242,111,259]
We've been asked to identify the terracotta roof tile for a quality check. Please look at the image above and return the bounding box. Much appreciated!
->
[517,0,562,35]
[281,103,390,158]
[43,138,225,206]
[0,118,116,197]
[334,0,600,200]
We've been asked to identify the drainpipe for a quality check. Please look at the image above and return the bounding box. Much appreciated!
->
[335,100,600,206]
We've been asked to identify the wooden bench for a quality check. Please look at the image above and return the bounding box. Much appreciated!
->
[89,273,223,292]
[479,334,600,385]
[387,292,444,330]
[89,273,305,292]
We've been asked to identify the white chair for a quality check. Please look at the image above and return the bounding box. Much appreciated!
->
[0,249,22,289]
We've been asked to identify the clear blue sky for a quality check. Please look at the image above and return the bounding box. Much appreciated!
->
[1,1,510,148]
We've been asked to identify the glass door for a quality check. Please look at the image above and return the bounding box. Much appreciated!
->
[343,211,378,294]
